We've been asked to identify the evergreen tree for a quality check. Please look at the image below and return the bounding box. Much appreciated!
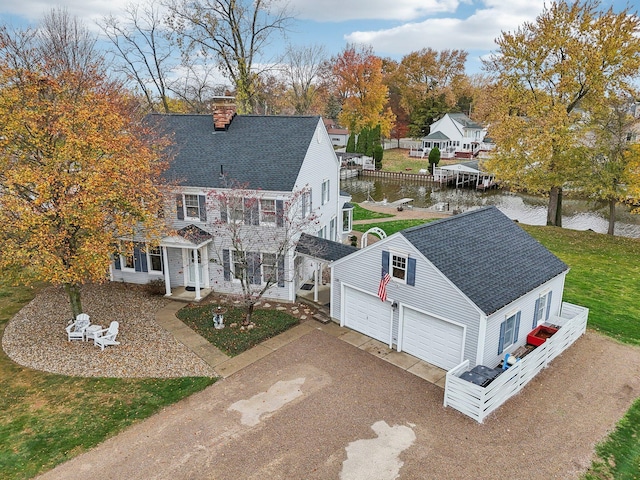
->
[346,132,356,153]
[374,144,384,170]
[428,146,441,173]
[356,127,369,154]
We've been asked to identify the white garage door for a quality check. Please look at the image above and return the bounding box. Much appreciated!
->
[344,286,391,343]
[401,308,464,370]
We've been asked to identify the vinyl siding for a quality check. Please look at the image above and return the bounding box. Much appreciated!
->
[482,272,567,368]
[294,119,341,241]
[331,234,481,363]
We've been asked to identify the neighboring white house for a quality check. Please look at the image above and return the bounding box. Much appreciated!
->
[421,113,495,159]
[330,207,577,371]
[111,101,352,303]
[323,118,349,148]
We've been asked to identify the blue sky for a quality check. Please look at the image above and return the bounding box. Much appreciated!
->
[0,0,634,74]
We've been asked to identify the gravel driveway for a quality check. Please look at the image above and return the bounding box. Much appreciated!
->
[36,328,640,479]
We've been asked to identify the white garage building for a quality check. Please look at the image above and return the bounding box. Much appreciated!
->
[330,207,569,371]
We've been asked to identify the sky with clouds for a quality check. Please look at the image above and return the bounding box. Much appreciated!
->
[0,0,633,74]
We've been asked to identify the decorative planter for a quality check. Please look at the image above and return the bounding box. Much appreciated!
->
[527,325,559,347]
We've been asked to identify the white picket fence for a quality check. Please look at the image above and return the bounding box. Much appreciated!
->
[443,302,589,423]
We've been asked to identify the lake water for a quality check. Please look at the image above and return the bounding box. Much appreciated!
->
[341,177,640,239]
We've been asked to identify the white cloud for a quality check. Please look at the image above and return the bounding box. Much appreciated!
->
[288,0,461,22]
[344,0,545,54]
[0,0,131,23]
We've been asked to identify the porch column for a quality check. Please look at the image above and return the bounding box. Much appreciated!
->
[162,246,171,296]
[193,247,201,301]
[313,262,320,303]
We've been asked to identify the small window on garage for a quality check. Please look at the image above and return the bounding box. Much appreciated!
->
[391,253,407,281]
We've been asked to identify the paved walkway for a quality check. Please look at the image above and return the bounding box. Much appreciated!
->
[155,302,448,387]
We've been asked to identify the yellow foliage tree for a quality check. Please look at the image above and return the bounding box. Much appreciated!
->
[332,45,395,137]
[0,62,169,318]
[483,0,640,226]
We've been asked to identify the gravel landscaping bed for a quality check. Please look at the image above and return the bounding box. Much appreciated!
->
[2,283,216,378]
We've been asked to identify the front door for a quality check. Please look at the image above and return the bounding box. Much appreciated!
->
[184,248,208,287]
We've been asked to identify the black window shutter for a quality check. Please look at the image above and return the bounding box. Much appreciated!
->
[545,291,553,320]
[407,258,416,286]
[243,198,251,225]
[532,298,541,329]
[220,200,228,223]
[248,252,261,284]
[251,202,259,225]
[382,250,389,273]
[223,249,231,281]
[198,195,207,222]
[498,321,506,354]
[176,194,184,220]
[276,200,284,227]
[513,312,521,342]
[114,254,121,270]
[133,244,144,272]
[278,255,285,287]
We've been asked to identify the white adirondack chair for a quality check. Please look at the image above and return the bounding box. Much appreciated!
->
[66,313,90,341]
[93,321,120,351]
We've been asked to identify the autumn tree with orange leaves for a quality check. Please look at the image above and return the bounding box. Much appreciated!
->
[0,10,170,318]
[331,45,395,138]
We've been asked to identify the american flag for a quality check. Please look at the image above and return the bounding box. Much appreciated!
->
[378,268,391,302]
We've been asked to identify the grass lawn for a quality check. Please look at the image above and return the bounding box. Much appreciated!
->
[352,219,435,235]
[176,304,300,356]
[354,205,640,479]
[379,148,458,173]
[352,203,394,221]
[0,282,215,480]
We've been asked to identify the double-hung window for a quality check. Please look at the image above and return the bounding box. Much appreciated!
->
[302,190,312,217]
[533,291,552,328]
[228,198,244,223]
[391,253,407,282]
[148,246,163,273]
[262,253,277,284]
[184,194,200,220]
[122,247,135,270]
[260,199,276,224]
[498,312,521,354]
[321,179,330,205]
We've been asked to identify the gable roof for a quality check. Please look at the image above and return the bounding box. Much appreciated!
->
[148,114,322,191]
[448,113,483,130]
[422,131,450,141]
[296,233,358,262]
[400,207,568,315]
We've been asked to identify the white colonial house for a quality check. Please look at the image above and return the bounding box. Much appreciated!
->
[111,100,352,302]
[421,113,495,159]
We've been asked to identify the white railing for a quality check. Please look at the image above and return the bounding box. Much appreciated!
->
[443,302,589,423]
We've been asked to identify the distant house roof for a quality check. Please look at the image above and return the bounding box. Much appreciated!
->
[296,233,358,262]
[440,160,481,174]
[448,113,483,130]
[400,207,568,315]
[147,114,322,191]
[422,131,450,141]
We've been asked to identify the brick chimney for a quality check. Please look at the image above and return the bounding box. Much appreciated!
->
[212,96,236,131]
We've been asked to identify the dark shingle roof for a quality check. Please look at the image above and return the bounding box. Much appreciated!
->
[422,131,450,140]
[148,114,322,191]
[296,233,358,262]
[449,113,483,129]
[400,207,568,315]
